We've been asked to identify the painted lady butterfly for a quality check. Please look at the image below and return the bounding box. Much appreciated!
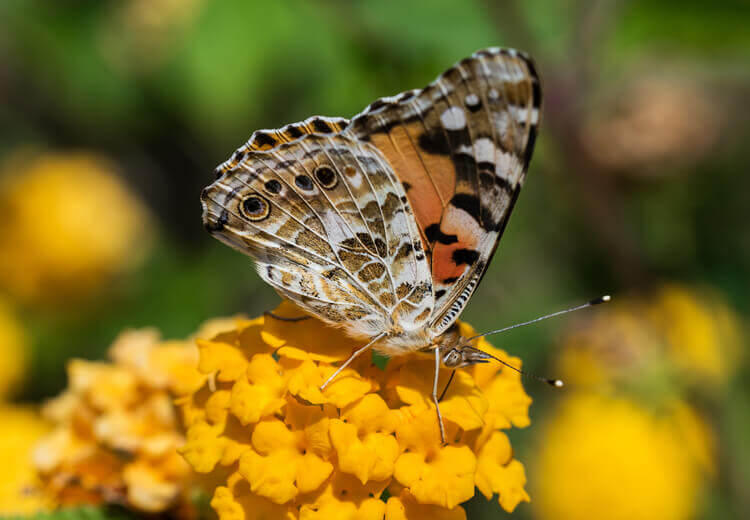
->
[201,47,541,440]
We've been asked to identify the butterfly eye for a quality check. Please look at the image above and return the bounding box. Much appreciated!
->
[240,195,270,221]
[314,166,337,189]
[442,348,462,368]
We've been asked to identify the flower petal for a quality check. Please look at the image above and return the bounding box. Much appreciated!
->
[394,445,476,509]
[474,430,528,511]
[330,419,399,484]
[239,449,299,504]
[230,371,286,425]
[395,360,487,431]
[197,339,249,382]
[212,475,297,520]
[385,493,467,520]
[471,347,531,429]
[298,472,388,520]
[179,421,227,473]
[240,419,333,503]
[262,301,363,363]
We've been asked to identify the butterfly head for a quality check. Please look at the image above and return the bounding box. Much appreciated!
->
[439,343,496,368]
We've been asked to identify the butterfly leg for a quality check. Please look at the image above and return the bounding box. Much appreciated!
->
[433,347,447,444]
[438,370,456,402]
[320,332,386,390]
[263,311,310,322]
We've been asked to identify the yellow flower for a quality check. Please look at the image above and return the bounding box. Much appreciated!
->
[532,392,713,520]
[299,471,388,520]
[0,151,152,305]
[474,431,530,512]
[386,491,466,520]
[0,406,51,515]
[211,473,296,520]
[33,323,220,514]
[649,284,743,387]
[394,437,475,508]
[0,297,29,399]
[330,394,399,484]
[180,302,533,518]
[557,304,657,388]
[558,283,743,391]
[238,415,333,503]
[465,323,532,430]
[393,359,487,431]
[230,353,289,424]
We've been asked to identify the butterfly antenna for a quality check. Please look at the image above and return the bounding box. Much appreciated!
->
[466,295,612,388]
[483,348,564,388]
[468,295,611,342]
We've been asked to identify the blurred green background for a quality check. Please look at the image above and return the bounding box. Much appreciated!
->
[0,0,748,518]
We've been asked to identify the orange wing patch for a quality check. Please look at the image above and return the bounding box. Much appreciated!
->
[368,122,456,248]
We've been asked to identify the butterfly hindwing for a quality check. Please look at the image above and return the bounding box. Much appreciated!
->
[202,133,433,340]
[343,48,541,335]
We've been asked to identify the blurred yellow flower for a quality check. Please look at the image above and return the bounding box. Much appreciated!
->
[0,297,29,399]
[0,151,152,305]
[558,283,743,391]
[539,283,732,520]
[179,301,533,519]
[32,322,227,515]
[0,405,51,516]
[649,284,743,387]
[532,393,713,520]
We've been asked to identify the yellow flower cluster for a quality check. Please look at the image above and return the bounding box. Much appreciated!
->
[532,283,735,520]
[557,283,743,391]
[533,393,713,520]
[179,301,533,520]
[0,152,152,305]
[0,406,51,516]
[32,325,211,514]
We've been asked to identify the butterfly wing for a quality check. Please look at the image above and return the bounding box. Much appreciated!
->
[202,132,433,341]
[213,116,350,180]
[342,48,541,335]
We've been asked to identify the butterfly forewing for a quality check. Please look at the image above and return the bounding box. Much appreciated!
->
[343,48,541,335]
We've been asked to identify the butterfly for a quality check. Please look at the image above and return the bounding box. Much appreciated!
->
[201,47,540,441]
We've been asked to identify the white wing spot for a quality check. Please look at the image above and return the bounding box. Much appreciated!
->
[475,138,495,163]
[440,107,467,130]
[465,93,480,107]
[509,106,540,125]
